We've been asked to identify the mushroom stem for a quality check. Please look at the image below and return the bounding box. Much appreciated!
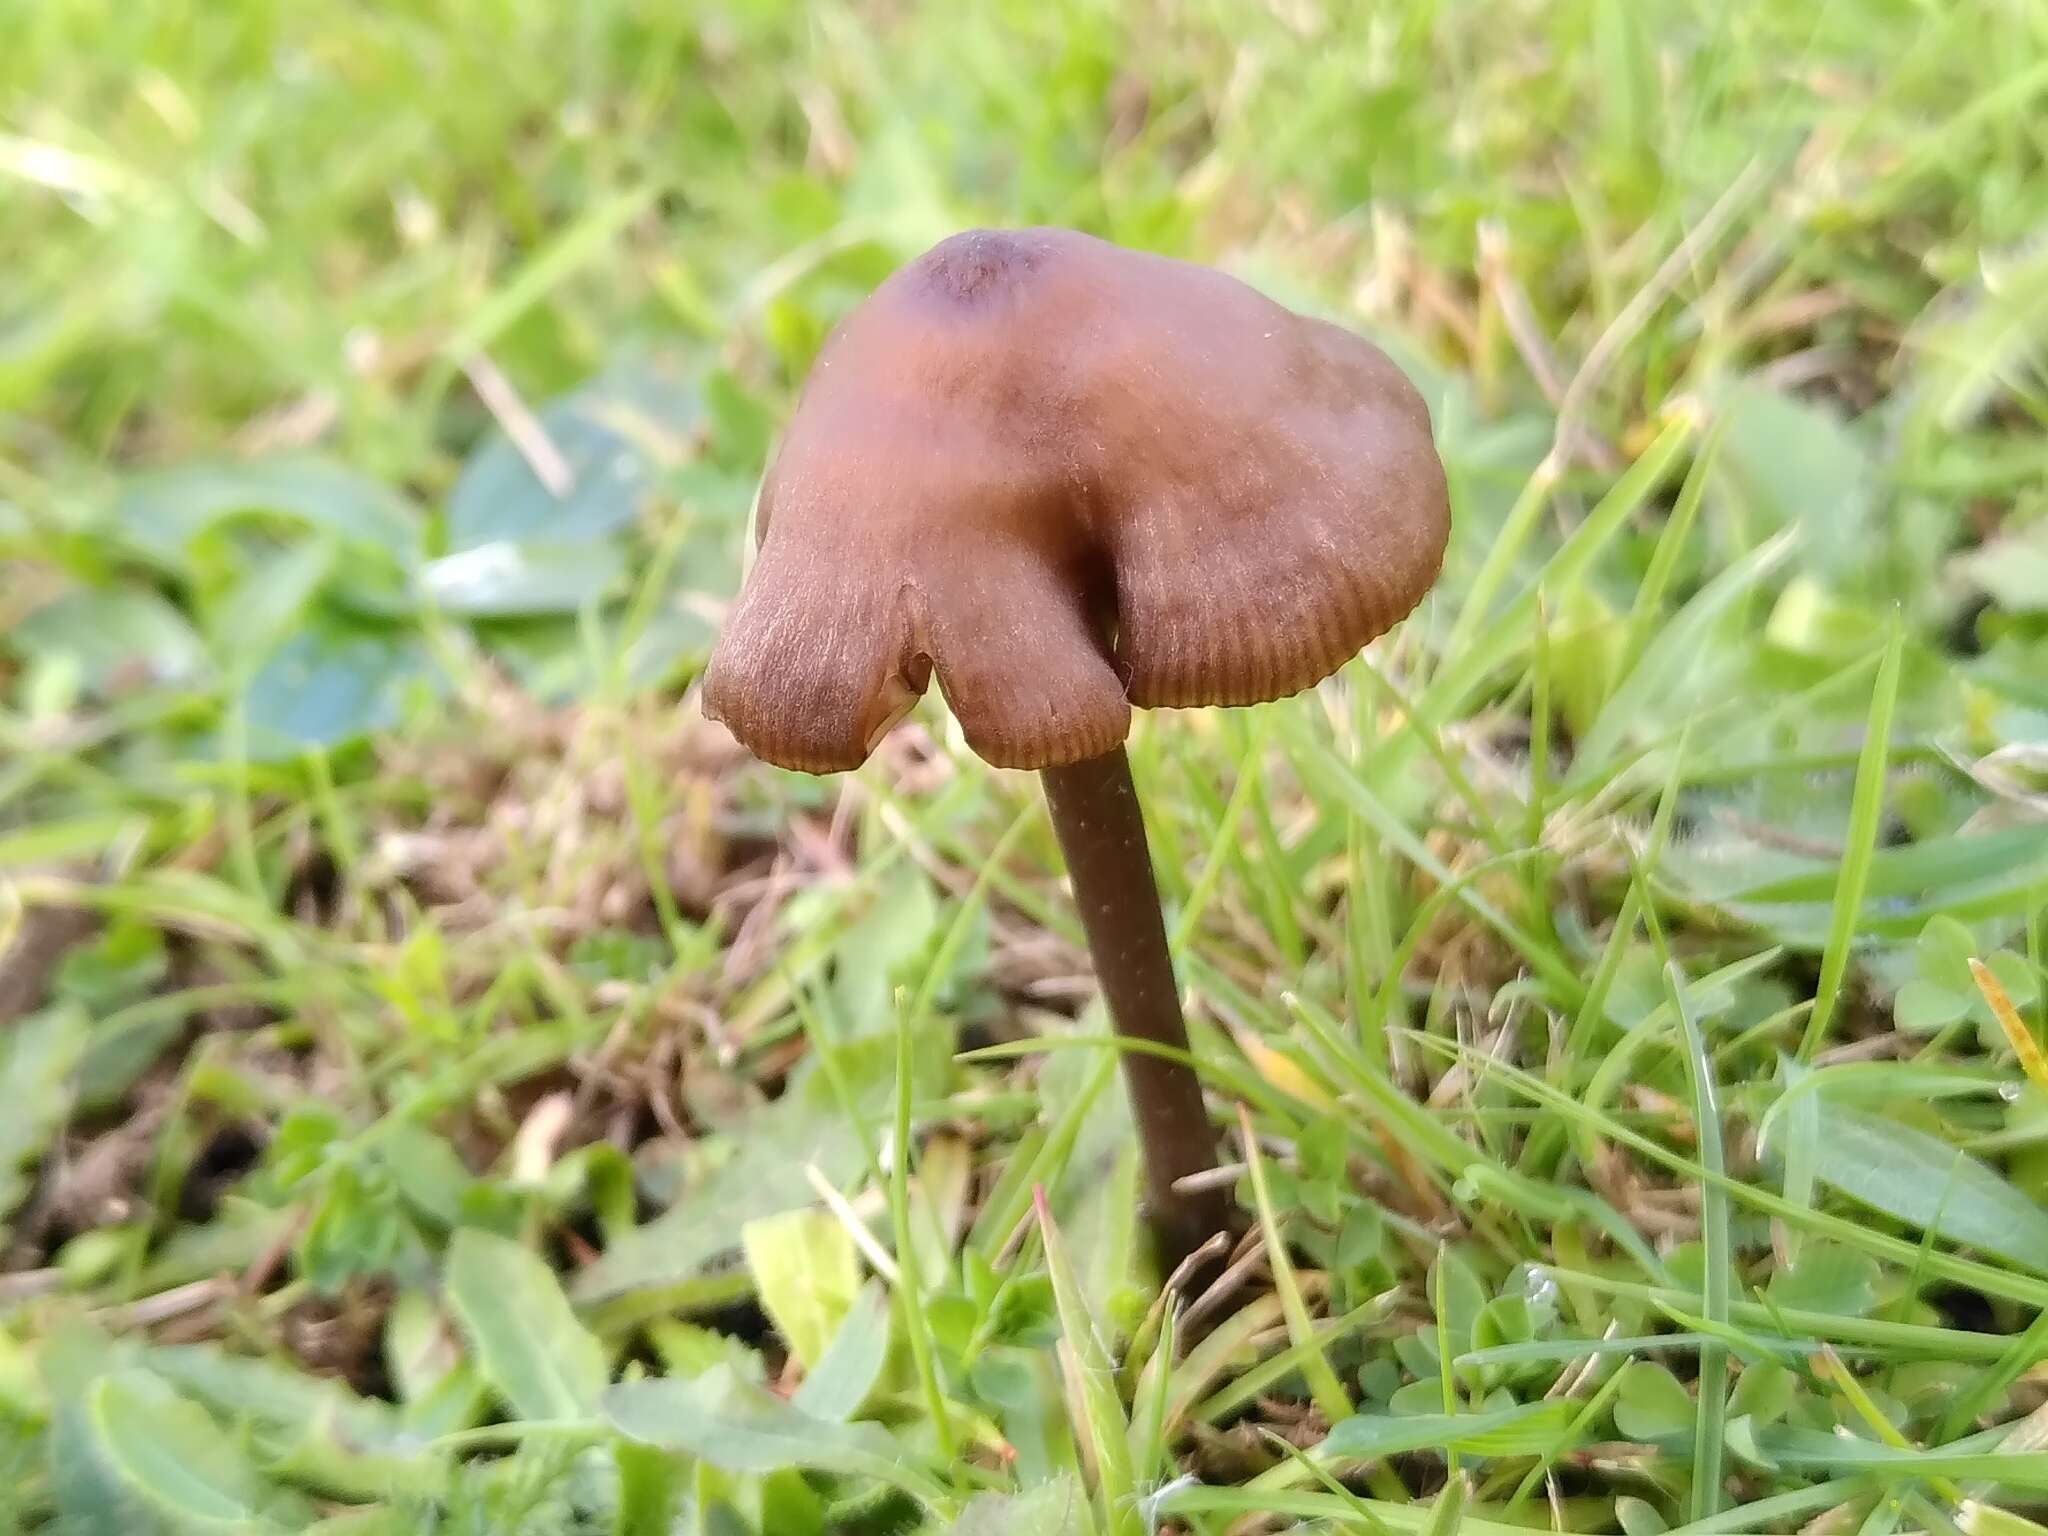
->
[1040,746,1231,1268]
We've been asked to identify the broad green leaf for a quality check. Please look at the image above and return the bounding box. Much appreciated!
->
[1673,825,2048,947]
[1983,949,2041,1006]
[1762,1244,1881,1317]
[88,1369,301,1530]
[41,1321,151,1530]
[382,1123,476,1228]
[1811,1110,2048,1272]
[792,1281,891,1422]
[1618,1495,1671,1536]
[947,1477,1088,1535]
[147,1344,400,1449]
[143,1341,441,1499]
[741,1206,860,1370]
[602,1365,947,1507]
[1897,923,2038,1036]
[0,1006,87,1231]
[1727,1361,1798,1426]
[445,1228,608,1420]
[1922,915,1984,991]
[1897,979,1972,1034]
[1614,1361,1694,1441]
[445,361,698,551]
[1716,381,1873,580]
[1713,826,2048,908]
[1317,1401,1575,1462]
[9,587,210,694]
[420,539,625,617]
[113,457,420,569]
[1956,526,2048,614]
[575,1053,890,1302]
[241,624,437,757]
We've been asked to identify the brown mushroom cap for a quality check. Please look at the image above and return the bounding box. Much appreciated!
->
[703,227,1450,773]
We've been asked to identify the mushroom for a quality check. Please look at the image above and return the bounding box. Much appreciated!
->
[705,227,1449,1267]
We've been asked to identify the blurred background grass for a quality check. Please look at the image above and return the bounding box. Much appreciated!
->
[5,2,2048,1533]
[6,0,2044,756]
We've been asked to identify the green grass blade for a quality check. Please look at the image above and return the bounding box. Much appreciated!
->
[1238,1103,1354,1424]
[1441,460,1559,666]
[1660,949,1731,1521]
[1618,418,1727,677]
[1427,412,1697,720]
[1428,1033,2048,1307]
[1035,1186,1140,1536]
[894,999,957,1466]
[1800,617,1905,1060]
[1170,723,1266,955]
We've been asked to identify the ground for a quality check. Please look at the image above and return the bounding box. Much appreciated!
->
[4,1,2048,1533]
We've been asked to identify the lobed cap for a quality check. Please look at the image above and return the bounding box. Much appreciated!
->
[704,227,1450,772]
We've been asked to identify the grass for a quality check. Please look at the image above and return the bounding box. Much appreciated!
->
[3,0,2048,1531]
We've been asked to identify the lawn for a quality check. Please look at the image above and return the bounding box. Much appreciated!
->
[4,0,2048,1531]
